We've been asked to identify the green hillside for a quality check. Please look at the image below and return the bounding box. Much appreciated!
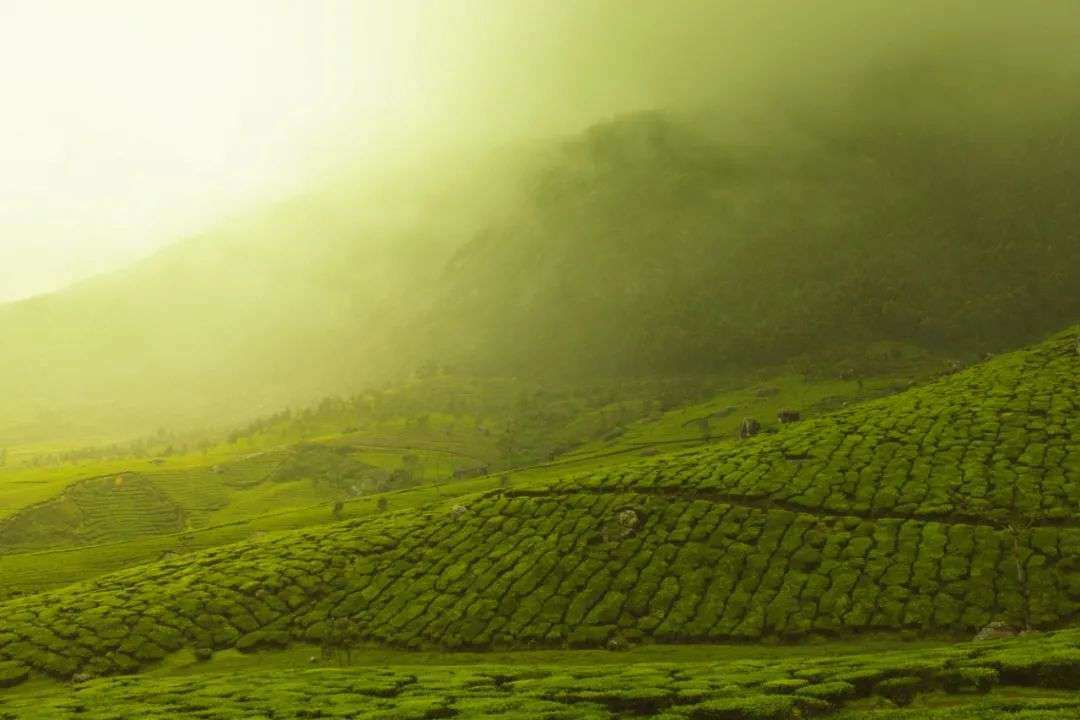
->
[0,473,184,552]
[0,347,938,602]
[0,326,1074,688]
[410,109,1080,377]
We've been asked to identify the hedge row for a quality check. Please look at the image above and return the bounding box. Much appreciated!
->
[2,628,1079,719]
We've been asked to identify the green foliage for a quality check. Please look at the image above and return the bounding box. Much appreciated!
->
[795,681,856,703]
[0,329,1074,715]
[874,676,923,707]
[269,444,377,489]
[1,629,1080,717]
[689,694,804,719]
[939,667,998,694]
[0,661,29,689]
[0,474,184,552]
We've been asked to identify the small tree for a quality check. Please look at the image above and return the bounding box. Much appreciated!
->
[1006,514,1034,632]
[695,417,711,439]
[1005,487,1038,631]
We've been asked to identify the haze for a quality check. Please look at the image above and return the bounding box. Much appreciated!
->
[0,0,679,301]
[10,0,1069,302]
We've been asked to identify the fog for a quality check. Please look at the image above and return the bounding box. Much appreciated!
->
[1,0,1078,444]
[8,1,1077,301]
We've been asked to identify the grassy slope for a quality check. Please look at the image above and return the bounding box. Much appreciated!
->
[0,326,1075,691]
[0,354,934,600]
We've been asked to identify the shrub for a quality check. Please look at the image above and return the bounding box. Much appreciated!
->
[874,675,924,706]
[760,678,809,694]
[940,666,1000,694]
[0,661,29,689]
[690,694,799,720]
[794,681,856,703]
[236,630,290,654]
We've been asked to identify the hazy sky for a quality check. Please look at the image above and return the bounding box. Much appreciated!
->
[3,0,1073,302]
[0,1,350,301]
[0,0,666,302]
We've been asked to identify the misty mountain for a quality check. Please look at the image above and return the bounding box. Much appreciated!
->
[413,93,1080,376]
[3,49,1079,444]
[0,204,444,444]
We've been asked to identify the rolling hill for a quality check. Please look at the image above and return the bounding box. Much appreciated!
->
[0,341,941,602]
[0,325,1074,690]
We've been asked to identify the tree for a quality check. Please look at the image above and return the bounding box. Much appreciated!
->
[1006,514,1035,632]
[695,417,710,439]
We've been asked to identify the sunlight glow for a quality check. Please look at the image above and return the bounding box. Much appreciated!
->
[0,1,399,301]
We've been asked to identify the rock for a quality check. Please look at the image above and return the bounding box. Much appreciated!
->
[309,656,319,664]
[755,387,780,398]
[973,621,1018,641]
[71,673,93,684]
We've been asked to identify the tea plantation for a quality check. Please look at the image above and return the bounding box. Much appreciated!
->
[1,628,1078,719]
[0,474,185,552]
[0,326,1077,716]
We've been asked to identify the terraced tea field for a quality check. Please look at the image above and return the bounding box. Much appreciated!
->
[0,473,186,553]
[0,328,1074,681]
[0,355,935,606]
[0,441,473,558]
[0,326,1076,717]
[1,628,1078,718]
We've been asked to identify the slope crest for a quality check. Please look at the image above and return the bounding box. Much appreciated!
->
[539,325,1079,526]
